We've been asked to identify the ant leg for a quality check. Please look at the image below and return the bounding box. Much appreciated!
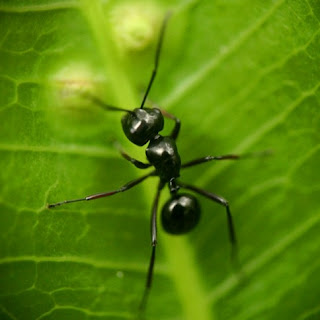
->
[48,171,155,208]
[179,181,238,263]
[140,12,172,109]
[113,142,151,169]
[161,109,181,140]
[139,181,164,314]
[181,150,272,169]
[120,150,152,169]
[182,154,240,169]
[143,98,181,140]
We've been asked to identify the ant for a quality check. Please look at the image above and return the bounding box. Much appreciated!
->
[48,12,244,316]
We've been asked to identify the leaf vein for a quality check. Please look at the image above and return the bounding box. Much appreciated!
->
[0,255,167,275]
[197,81,320,186]
[202,26,320,129]
[0,143,116,159]
[207,209,320,304]
[36,305,132,320]
[0,1,79,13]
[162,0,286,108]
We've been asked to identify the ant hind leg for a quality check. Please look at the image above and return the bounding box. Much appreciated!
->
[179,181,238,265]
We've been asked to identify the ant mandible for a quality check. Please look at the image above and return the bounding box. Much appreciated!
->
[48,12,241,315]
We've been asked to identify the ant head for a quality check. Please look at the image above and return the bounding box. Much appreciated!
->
[121,108,164,146]
[161,193,201,234]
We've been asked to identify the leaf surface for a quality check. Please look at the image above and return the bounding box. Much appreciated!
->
[1,0,320,319]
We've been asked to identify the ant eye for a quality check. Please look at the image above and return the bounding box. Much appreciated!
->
[121,108,164,146]
[161,193,201,234]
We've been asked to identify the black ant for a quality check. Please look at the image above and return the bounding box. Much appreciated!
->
[48,12,244,316]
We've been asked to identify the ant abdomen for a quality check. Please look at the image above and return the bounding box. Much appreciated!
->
[121,108,164,146]
[161,193,201,234]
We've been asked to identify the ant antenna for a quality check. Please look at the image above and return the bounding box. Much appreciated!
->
[81,92,134,114]
[140,11,172,109]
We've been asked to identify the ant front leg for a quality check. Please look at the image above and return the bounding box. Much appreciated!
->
[161,109,181,140]
[179,181,238,264]
[120,150,151,169]
[145,100,181,140]
[113,142,151,169]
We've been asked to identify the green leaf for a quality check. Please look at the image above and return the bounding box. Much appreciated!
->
[1,0,320,319]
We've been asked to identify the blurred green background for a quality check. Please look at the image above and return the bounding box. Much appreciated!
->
[1,0,320,319]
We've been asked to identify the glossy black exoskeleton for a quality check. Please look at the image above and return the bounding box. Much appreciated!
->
[122,107,164,146]
[48,12,242,316]
[146,135,181,181]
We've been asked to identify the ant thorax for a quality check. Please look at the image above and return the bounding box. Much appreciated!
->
[146,134,181,182]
